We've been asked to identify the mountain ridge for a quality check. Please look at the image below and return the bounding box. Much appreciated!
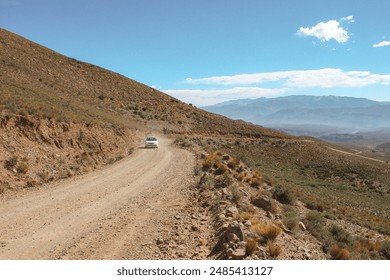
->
[203,95,390,132]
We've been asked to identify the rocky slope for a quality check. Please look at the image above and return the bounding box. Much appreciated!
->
[0,114,140,194]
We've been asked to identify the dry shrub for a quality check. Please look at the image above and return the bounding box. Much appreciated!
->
[230,184,243,204]
[240,203,257,214]
[270,200,280,214]
[250,218,261,226]
[355,238,381,253]
[252,223,282,242]
[250,177,262,188]
[267,241,282,258]
[17,162,29,174]
[4,156,18,170]
[235,171,246,182]
[245,238,258,256]
[216,163,228,175]
[330,245,350,260]
[235,212,254,221]
[227,158,240,169]
[253,170,262,179]
[329,224,354,247]
[202,152,221,170]
[282,205,299,230]
[272,185,296,205]
[380,240,390,259]
[215,173,232,188]
[202,176,215,189]
[250,171,263,187]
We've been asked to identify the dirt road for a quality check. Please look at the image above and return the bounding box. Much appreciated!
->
[326,146,387,164]
[0,137,207,259]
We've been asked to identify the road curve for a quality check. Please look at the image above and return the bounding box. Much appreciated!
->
[0,136,195,259]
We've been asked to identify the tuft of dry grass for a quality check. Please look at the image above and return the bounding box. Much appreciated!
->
[229,184,243,204]
[282,205,299,230]
[330,245,350,260]
[202,152,222,170]
[4,156,18,170]
[250,177,262,188]
[270,199,280,214]
[227,158,241,169]
[250,171,263,187]
[245,238,258,256]
[267,241,282,258]
[355,238,381,254]
[380,240,390,259]
[272,185,296,205]
[252,223,282,242]
[16,162,29,174]
[216,162,228,175]
[234,171,246,182]
[235,211,254,221]
[252,170,262,179]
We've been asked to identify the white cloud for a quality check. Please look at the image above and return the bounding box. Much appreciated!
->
[373,41,390,48]
[164,87,288,106]
[340,16,355,23]
[185,69,390,89]
[297,18,351,43]
[186,73,281,86]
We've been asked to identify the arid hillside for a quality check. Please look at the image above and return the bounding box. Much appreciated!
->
[0,27,282,192]
[1,28,389,260]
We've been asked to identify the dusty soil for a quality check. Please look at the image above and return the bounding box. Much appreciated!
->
[0,114,141,192]
[0,136,211,260]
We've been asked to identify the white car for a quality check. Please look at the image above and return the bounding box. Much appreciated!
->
[145,136,158,148]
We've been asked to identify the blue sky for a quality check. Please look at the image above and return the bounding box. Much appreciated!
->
[1,0,390,105]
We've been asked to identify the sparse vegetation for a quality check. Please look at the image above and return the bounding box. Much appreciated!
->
[202,152,221,170]
[216,162,228,175]
[252,223,282,242]
[4,156,18,170]
[215,173,232,189]
[229,184,242,204]
[267,241,282,258]
[235,211,254,221]
[380,240,390,259]
[16,162,29,174]
[272,185,296,205]
[281,205,299,230]
[329,245,350,260]
[329,224,355,247]
[245,238,258,256]
[227,158,240,169]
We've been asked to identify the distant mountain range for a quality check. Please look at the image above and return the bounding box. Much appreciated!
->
[202,95,390,136]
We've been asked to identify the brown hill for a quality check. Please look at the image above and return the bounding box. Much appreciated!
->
[1,28,389,260]
[0,27,283,191]
[0,28,283,137]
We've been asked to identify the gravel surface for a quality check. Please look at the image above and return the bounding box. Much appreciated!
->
[0,136,206,259]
